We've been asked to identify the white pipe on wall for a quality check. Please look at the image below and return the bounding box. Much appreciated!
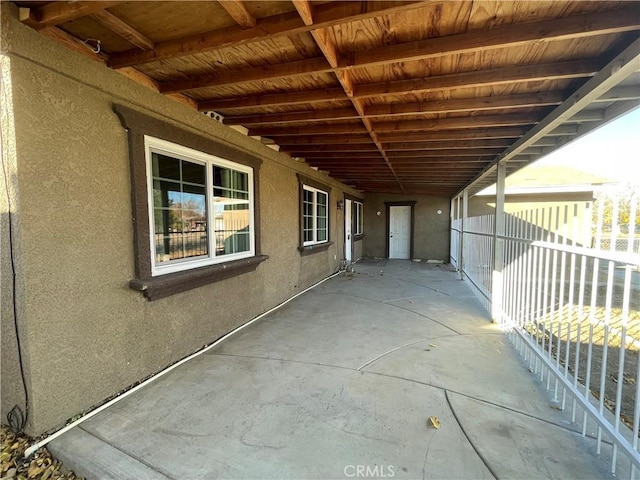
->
[24,269,344,458]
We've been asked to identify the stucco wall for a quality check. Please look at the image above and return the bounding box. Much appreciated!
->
[468,192,594,245]
[1,5,361,434]
[362,194,450,261]
[469,192,594,217]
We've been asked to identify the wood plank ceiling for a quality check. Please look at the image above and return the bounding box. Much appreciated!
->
[14,0,640,196]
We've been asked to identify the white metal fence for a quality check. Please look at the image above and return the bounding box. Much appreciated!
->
[452,192,640,476]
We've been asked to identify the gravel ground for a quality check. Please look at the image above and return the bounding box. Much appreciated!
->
[0,426,82,480]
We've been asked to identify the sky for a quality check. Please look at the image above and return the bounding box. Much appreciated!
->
[533,107,640,186]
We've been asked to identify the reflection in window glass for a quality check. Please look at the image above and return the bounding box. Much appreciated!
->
[317,191,327,242]
[152,153,207,264]
[213,166,250,256]
[302,185,329,246]
[303,189,314,243]
[354,201,363,235]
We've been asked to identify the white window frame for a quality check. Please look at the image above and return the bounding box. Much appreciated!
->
[302,184,329,246]
[354,201,364,235]
[144,135,255,276]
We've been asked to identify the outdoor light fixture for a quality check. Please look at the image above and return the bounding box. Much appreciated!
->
[337,200,344,210]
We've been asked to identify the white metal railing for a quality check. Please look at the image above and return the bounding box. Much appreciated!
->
[451,190,640,476]
[461,214,494,312]
[450,217,461,269]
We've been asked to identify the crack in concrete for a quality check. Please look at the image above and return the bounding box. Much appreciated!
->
[444,390,500,480]
[312,291,463,335]
[78,426,177,480]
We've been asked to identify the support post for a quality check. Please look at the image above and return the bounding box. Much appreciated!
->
[492,162,506,323]
[460,189,468,280]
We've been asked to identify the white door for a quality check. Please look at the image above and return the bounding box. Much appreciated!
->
[345,199,352,263]
[389,206,411,259]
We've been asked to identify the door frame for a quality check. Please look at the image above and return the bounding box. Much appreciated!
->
[385,201,416,259]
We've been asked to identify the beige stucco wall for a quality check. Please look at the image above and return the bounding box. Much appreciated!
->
[0,4,361,435]
[468,192,594,245]
[362,194,451,261]
[469,192,594,217]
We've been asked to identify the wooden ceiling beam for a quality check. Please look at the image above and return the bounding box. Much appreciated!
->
[199,88,347,111]
[459,37,640,197]
[160,57,332,94]
[339,6,640,69]
[303,18,405,193]
[224,108,360,126]
[365,92,565,117]
[292,0,314,26]
[298,152,384,159]
[250,124,368,136]
[354,59,600,98]
[317,168,482,173]
[310,168,393,172]
[281,145,380,153]
[371,113,541,133]
[224,91,565,126]
[389,160,491,165]
[165,54,598,96]
[310,158,487,165]
[218,0,256,28]
[107,1,425,69]
[383,139,512,150]
[90,10,154,51]
[376,128,526,142]
[39,26,107,64]
[115,67,198,110]
[19,1,123,30]
[387,149,503,157]
[199,60,593,110]
[271,136,373,145]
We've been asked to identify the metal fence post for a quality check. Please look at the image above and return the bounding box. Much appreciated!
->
[460,189,468,280]
[492,162,506,323]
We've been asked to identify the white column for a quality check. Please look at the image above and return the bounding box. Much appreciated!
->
[492,162,506,323]
[460,189,468,280]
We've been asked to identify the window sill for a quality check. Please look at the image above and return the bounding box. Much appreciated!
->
[130,255,269,301]
[353,234,365,241]
[297,241,334,256]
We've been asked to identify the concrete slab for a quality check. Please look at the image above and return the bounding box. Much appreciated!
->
[48,261,617,479]
[47,427,171,480]
[65,355,492,479]
[363,333,580,432]
[446,391,621,480]
[212,290,457,370]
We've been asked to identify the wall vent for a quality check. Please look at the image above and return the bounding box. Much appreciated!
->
[203,111,224,123]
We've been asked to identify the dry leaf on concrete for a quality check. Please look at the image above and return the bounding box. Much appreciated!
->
[428,416,440,429]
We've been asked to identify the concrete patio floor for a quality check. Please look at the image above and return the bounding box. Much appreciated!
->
[49,260,616,479]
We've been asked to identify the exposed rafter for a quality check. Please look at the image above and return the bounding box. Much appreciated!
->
[91,10,154,50]
[160,57,332,94]
[19,1,122,30]
[106,1,426,69]
[353,60,600,98]
[218,0,256,28]
[15,0,639,197]
[223,92,565,125]
[370,113,542,133]
[148,7,635,95]
[459,37,640,196]
[338,6,640,68]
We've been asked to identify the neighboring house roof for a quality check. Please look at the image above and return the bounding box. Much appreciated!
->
[476,165,616,196]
